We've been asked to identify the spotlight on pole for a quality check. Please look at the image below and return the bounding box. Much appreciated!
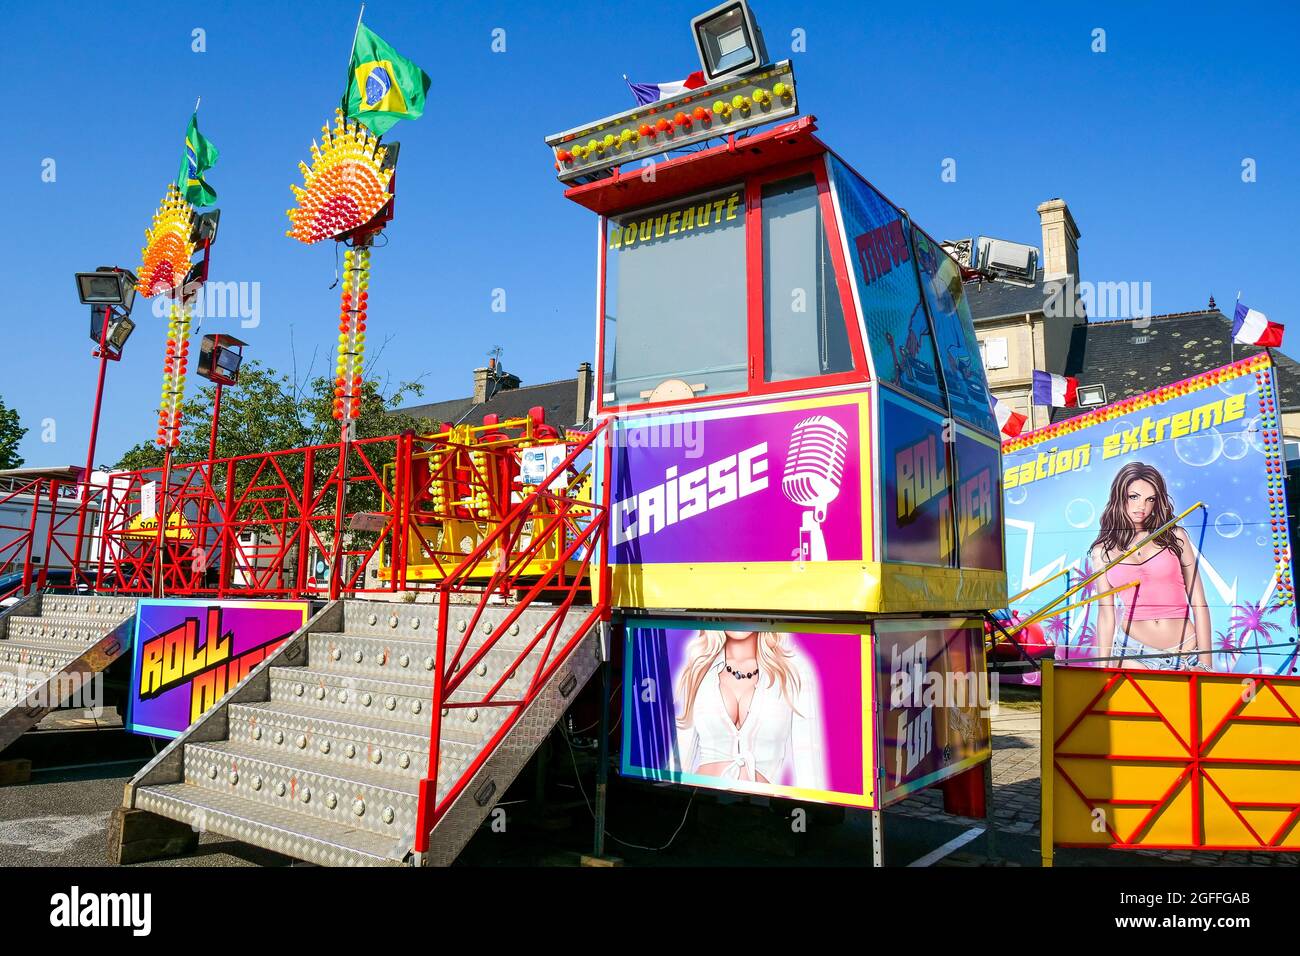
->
[198,333,246,461]
[690,0,768,82]
[192,209,221,245]
[77,267,138,361]
[197,333,246,386]
[75,266,137,312]
[89,307,136,355]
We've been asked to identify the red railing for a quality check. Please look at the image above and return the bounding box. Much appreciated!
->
[0,477,53,601]
[93,434,410,598]
[0,476,112,601]
[413,420,612,853]
[0,419,610,608]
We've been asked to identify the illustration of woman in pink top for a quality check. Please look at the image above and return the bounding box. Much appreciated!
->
[1089,462,1212,670]
[673,630,826,790]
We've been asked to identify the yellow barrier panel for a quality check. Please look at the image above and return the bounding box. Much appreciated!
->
[1041,660,1300,865]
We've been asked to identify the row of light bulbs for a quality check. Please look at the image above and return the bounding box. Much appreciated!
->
[555,82,794,166]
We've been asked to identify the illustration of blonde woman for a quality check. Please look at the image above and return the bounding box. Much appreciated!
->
[673,630,826,790]
[1090,461,1212,670]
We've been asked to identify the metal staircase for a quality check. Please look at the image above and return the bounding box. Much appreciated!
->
[0,593,138,755]
[121,598,603,866]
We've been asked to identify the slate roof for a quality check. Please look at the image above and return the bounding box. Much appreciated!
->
[394,377,584,430]
[1049,310,1300,422]
[963,269,1053,321]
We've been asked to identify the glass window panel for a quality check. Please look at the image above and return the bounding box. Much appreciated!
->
[913,228,998,433]
[828,156,946,411]
[761,175,854,383]
[602,187,747,405]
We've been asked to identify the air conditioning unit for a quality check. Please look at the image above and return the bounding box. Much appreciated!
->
[975,237,1039,286]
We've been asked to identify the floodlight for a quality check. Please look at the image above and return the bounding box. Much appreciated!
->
[691,1,768,82]
[197,333,247,386]
[89,306,136,353]
[192,209,221,245]
[75,267,138,312]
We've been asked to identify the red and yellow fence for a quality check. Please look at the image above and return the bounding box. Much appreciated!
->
[1041,660,1300,864]
[0,416,604,603]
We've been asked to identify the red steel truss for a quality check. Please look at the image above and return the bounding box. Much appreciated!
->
[1,423,610,606]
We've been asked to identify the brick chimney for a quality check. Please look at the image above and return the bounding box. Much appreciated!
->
[472,366,492,404]
[575,362,593,425]
[1037,198,1081,282]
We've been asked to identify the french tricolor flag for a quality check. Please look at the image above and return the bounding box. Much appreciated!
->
[1233,301,1284,347]
[989,393,1028,437]
[625,71,706,106]
[1031,370,1078,408]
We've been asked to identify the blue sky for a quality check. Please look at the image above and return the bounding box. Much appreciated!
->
[4,0,1298,467]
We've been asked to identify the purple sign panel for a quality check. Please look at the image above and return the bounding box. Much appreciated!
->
[610,395,865,566]
[954,427,1005,571]
[622,622,873,806]
[881,388,953,566]
[126,599,309,739]
[875,619,991,804]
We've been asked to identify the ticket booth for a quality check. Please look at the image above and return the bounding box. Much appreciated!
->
[547,5,1006,861]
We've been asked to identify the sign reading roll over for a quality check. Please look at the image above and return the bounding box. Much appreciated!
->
[605,389,872,612]
[126,599,309,739]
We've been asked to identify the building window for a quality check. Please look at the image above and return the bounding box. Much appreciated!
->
[980,337,1009,370]
[761,175,853,383]
[603,185,748,404]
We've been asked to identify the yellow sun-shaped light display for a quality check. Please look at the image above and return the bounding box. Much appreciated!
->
[286,110,393,244]
[137,184,196,298]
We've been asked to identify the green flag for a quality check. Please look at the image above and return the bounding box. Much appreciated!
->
[343,23,430,136]
[177,113,219,206]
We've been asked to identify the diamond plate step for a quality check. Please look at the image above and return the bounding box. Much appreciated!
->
[228,700,433,779]
[0,669,52,703]
[0,594,137,755]
[39,594,137,615]
[182,739,418,838]
[134,782,407,866]
[225,700,482,797]
[121,598,601,867]
[267,666,434,724]
[0,643,81,669]
[304,638,547,702]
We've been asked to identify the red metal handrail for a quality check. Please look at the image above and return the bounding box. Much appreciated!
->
[414,419,612,852]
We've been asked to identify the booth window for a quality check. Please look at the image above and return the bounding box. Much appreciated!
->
[828,156,947,413]
[761,175,853,383]
[603,186,748,405]
[913,227,998,434]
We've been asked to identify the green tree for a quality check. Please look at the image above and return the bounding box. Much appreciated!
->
[0,395,27,469]
[113,359,425,470]
[111,360,426,587]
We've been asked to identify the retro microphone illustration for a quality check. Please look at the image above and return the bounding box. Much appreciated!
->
[781,415,849,562]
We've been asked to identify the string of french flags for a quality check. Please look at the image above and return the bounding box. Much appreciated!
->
[989,300,1283,439]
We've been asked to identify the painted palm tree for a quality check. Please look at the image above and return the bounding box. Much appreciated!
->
[1229,598,1284,672]
[1071,558,1099,663]
[1044,614,1070,647]
[1214,628,1241,671]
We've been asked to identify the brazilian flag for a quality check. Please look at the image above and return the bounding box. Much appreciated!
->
[177,113,219,207]
[343,23,430,137]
